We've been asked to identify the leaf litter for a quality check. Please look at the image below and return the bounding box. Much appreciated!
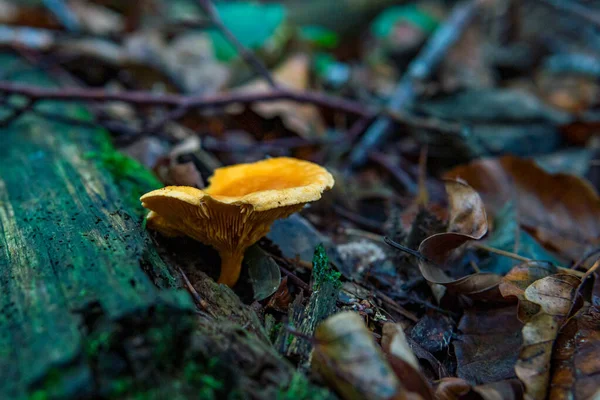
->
[3,0,600,398]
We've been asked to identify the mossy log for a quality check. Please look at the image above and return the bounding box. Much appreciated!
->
[0,54,335,399]
[0,53,196,399]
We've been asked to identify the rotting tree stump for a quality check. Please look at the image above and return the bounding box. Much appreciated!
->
[0,54,334,399]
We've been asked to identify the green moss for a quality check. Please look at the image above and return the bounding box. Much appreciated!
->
[85,330,113,357]
[277,372,335,400]
[84,140,162,215]
[312,244,342,291]
[117,359,229,400]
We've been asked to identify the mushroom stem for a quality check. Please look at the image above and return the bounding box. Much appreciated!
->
[217,250,245,287]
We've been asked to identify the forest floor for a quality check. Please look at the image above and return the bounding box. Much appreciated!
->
[0,0,599,399]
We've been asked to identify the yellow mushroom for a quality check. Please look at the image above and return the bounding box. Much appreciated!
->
[140,157,334,287]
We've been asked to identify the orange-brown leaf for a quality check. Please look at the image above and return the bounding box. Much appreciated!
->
[445,155,600,261]
[550,305,600,400]
[499,261,558,322]
[416,180,501,299]
[515,274,581,400]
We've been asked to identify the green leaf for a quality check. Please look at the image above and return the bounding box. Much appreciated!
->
[209,2,287,62]
[299,26,339,49]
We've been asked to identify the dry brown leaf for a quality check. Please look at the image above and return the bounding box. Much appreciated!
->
[414,180,502,299]
[445,155,600,262]
[382,323,420,371]
[313,312,409,400]
[434,377,523,400]
[454,305,523,385]
[266,276,291,312]
[550,304,600,400]
[231,54,326,139]
[381,323,434,400]
[515,274,581,400]
[499,261,558,322]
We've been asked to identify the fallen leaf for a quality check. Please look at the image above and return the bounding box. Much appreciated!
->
[267,214,346,272]
[167,162,204,188]
[435,378,523,400]
[208,2,289,62]
[231,54,326,139]
[480,203,561,275]
[416,89,570,123]
[382,323,419,370]
[499,261,558,322]
[536,72,599,113]
[410,315,454,354]
[534,148,594,177]
[382,323,434,400]
[454,305,522,384]
[266,276,291,312]
[245,245,282,301]
[312,312,403,400]
[445,155,600,262]
[550,304,600,400]
[163,32,230,94]
[414,180,502,299]
[515,274,581,400]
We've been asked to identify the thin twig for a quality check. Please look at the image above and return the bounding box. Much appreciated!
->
[0,81,369,117]
[571,247,600,270]
[384,236,430,262]
[277,264,310,292]
[177,265,206,310]
[346,116,373,141]
[0,81,471,135]
[473,243,532,263]
[196,0,278,88]
[284,325,318,344]
[374,290,419,322]
[474,242,586,277]
[349,0,480,168]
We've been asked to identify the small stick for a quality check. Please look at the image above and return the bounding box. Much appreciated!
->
[383,236,431,263]
[474,242,586,277]
[472,242,532,263]
[0,81,369,116]
[278,264,310,292]
[349,0,480,168]
[177,265,206,310]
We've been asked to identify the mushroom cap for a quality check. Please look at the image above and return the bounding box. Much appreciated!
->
[141,157,334,213]
[204,156,334,211]
[140,157,334,286]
